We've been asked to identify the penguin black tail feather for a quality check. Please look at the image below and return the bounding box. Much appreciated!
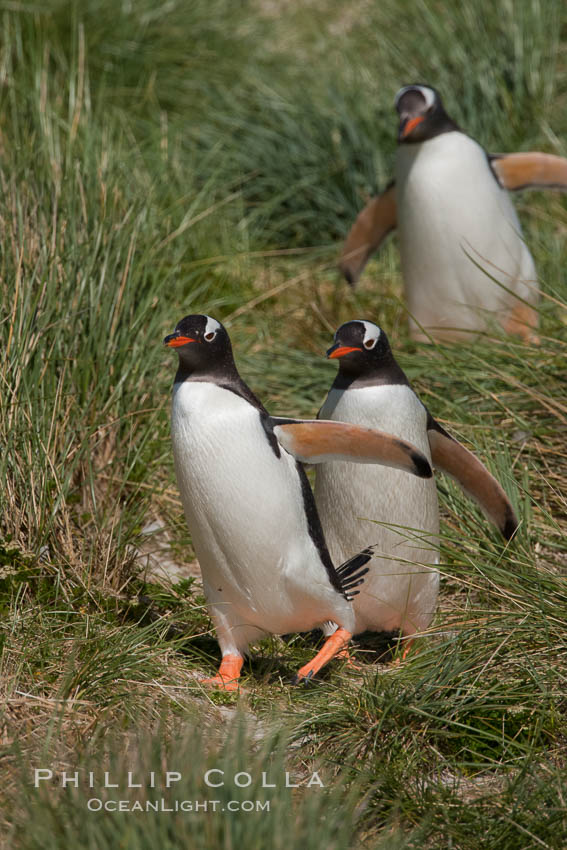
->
[336,547,373,601]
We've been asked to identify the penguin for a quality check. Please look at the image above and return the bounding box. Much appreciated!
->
[314,319,519,649]
[340,84,567,343]
[164,314,433,689]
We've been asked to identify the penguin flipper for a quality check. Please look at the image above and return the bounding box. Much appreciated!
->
[490,152,567,192]
[272,420,432,478]
[339,182,397,285]
[427,418,518,540]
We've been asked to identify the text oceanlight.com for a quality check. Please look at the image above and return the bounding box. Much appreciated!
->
[87,799,270,813]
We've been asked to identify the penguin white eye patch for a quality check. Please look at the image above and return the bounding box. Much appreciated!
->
[204,316,222,339]
[395,85,435,112]
[356,319,381,348]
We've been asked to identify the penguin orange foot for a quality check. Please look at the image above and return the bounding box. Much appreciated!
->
[401,638,415,662]
[202,654,244,692]
[292,628,352,684]
[390,638,416,667]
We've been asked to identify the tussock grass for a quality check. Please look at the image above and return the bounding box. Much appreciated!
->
[0,1,566,847]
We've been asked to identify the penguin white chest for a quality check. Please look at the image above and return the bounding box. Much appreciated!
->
[171,382,284,541]
[171,382,298,575]
[395,132,536,334]
[316,384,437,548]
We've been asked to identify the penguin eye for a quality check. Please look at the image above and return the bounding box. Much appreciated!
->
[364,338,377,349]
[204,331,216,342]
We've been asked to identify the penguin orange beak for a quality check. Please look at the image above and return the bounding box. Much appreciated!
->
[327,344,361,359]
[399,114,425,140]
[164,334,197,347]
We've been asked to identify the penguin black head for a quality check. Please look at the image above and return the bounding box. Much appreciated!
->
[327,320,391,372]
[164,314,235,377]
[326,320,409,388]
[395,84,458,144]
